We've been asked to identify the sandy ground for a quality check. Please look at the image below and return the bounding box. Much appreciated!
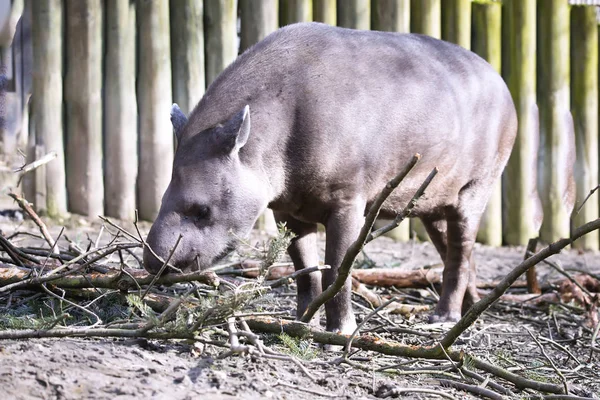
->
[1,211,600,399]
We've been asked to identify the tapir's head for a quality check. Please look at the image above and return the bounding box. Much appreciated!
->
[143,104,269,274]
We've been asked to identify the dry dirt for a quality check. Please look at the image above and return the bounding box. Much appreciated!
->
[1,211,600,399]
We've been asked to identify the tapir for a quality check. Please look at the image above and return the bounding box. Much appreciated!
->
[143,22,517,334]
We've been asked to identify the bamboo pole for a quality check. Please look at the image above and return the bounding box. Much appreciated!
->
[137,0,174,221]
[537,0,575,242]
[280,0,312,26]
[570,5,598,250]
[410,0,441,39]
[170,0,205,115]
[104,0,137,220]
[240,0,278,52]
[502,0,542,245]
[372,0,410,33]
[204,0,238,86]
[337,0,370,30]
[313,0,336,25]
[442,0,471,49]
[472,1,502,246]
[65,0,104,217]
[29,0,67,216]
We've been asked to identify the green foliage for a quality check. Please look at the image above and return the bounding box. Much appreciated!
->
[278,333,318,360]
[126,294,159,326]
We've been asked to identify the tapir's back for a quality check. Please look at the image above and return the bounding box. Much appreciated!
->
[189,22,517,216]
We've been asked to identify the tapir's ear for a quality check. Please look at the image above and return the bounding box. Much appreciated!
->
[219,105,251,154]
[170,103,188,140]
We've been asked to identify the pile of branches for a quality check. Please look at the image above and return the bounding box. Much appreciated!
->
[1,155,600,399]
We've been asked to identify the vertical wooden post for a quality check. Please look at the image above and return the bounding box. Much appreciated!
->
[472,1,502,246]
[314,0,336,26]
[410,0,441,39]
[171,0,205,115]
[240,0,278,52]
[502,0,542,245]
[65,0,104,217]
[442,0,471,49]
[137,0,174,221]
[537,0,574,242]
[30,0,67,216]
[372,0,410,33]
[280,0,312,26]
[571,5,598,250]
[240,0,279,234]
[105,0,137,220]
[370,0,410,241]
[337,0,370,30]
[204,0,238,86]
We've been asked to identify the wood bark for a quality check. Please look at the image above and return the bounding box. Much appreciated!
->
[104,0,138,220]
[473,1,502,246]
[410,0,440,39]
[240,0,278,52]
[204,0,238,86]
[337,0,370,30]
[137,0,174,221]
[65,0,104,217]
[372,0,410,33]
[280,0,312,26]
[570,5,599,250]
[29,0,67,216]
[441,0,471,49]
[536,0,576,243]
[313,0,336,26]
[170,0,205,115]
[502,0,542,245]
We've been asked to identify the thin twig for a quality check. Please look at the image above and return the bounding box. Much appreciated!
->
[8,193,59,254]
[140,234,182,301]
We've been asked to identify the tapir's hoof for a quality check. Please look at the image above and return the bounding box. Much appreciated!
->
[428,311,461,323]
[321,320,358,352]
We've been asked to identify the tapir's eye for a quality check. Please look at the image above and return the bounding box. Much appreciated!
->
[187,204,210,221]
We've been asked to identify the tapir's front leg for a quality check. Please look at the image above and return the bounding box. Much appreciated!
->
[274,212,322,321]
[323,202,364,334]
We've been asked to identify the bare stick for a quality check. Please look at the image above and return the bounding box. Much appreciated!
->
[526,328,568,394]
[524,237,540,294]
[300,155,426,324]
[267,265,330,288]
[440,217,600,349]
[439,379,503,400]
[13,151,57,186]
[140,234,182,301]
[8,193,59,254]
[367,166,439,243]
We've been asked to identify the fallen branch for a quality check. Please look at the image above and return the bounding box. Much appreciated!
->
[8,193,59,254]
[0,264,219,290]
[440,217,600,349]
[245,316,566,394]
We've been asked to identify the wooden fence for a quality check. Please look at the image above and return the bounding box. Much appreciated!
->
[1,0,599,250]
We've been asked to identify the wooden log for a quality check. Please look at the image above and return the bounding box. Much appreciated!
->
[570,5,598,250]
[29,0,67,216]
[104,0,137,220]
[337,0,370,30]
[240,0,278,52]
[410,0,441,39]
[137,0,174,221]
[441,0,471,49]
[64,0,104,217]
[280,0,312,26]
[472,1,502,246]
[313,0,336,26]
[204,0,238,86]
[170,0,205,115]
[537,0,575,243]
[372,0,410,33]
[502,0,543,245]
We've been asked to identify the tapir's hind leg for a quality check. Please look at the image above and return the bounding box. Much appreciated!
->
[425,184,486,322]
[273,212,322,321]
